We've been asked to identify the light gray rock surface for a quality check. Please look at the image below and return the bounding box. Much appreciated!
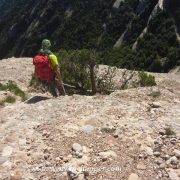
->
[0,58,180,179]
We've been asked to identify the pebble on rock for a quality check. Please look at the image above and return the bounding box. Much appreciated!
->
[72,143,84,158]
[145,147,153,156]
[2,146,13,157]
[150,102,161,108]
[101,125,116,133]
[170,156,178,165]
[166,156,178,166]
[173,149,180,158]
[72,143,83,153]
[81,125,94,134]
[0,156,8,165]
[168,169,179,180]
[137,162,146,170]
[66,165,79,179]
[128,173,139,180]
[153,151,161,157]
[10,169,23,180]
[99,150,117,160]
[159,163,166,169]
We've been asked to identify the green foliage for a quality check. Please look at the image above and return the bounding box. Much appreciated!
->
[104,46,135,69]
[0,0,179,73]
[29,74,42,89]
[57,49,100,94]
[0,101,4,106]
[0,81,27,101]
[58,49,91,94]
[138,71,156,87]
[29,74,38,87]
[0,0,136,58]
[0,95,16,106]
[164,126,176,136]
[96,67,117,94]
[4,96,16,104]
[29,75,57,96]
[135,10,180,72]
[102,7,179,73]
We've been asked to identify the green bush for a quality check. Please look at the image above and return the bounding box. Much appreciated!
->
[0,100,4,106]
[164,126,176,136]
[4,96,16,104]
[138,71,156,87]
[104,46,135,69]
[96,67,117,94]
[29,74,42,90]
[0,95,16,106]
[0,81,27,101]
[57,49,100,95]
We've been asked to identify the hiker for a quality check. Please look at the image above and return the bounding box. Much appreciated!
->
[33,39,66,96]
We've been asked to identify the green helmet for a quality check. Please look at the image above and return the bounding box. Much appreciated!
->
[42,39,51,50]
[40,39,52,55]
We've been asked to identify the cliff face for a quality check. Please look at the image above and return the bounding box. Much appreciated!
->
[0,0,67,57]
[115,0,180,48]
[0,0,179,67]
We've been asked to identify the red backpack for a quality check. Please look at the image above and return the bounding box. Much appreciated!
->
[33,54,54,83]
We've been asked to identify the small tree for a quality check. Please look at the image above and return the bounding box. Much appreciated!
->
[138,71,156,87]
[89,50,100,94]
[96,67,117,94]
[58,49,100,94]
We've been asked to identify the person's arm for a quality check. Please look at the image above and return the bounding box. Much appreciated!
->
[49,54,62,81]
[49,54,66,95]
[49,54,59,70]
[49,54,61,79]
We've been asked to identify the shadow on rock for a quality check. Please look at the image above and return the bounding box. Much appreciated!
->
[26,96,50,104]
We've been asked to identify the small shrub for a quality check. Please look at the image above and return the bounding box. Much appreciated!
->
[29,74,42,90]
[96,67,117,94]
[120,70,136,90]
[0,100,4,106]
[29,74,56,95]
[4,96,16,104]
[57,49,100,95]
[29,74,39,87]
[138,71,156,87]
[57,50,91,94]
[0,81,27,101]
[101,126,116,133]
[0,95,16,105]
[164,126,176,136]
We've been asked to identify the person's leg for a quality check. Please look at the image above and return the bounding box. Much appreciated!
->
[49,80,58,97]
[41,81,48,92]
[55,77,66,96]
[54,67,66,95]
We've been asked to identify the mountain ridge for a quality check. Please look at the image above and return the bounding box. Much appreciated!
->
[0,0,179,73]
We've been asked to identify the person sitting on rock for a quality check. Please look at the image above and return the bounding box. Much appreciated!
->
[33,39,66,96]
